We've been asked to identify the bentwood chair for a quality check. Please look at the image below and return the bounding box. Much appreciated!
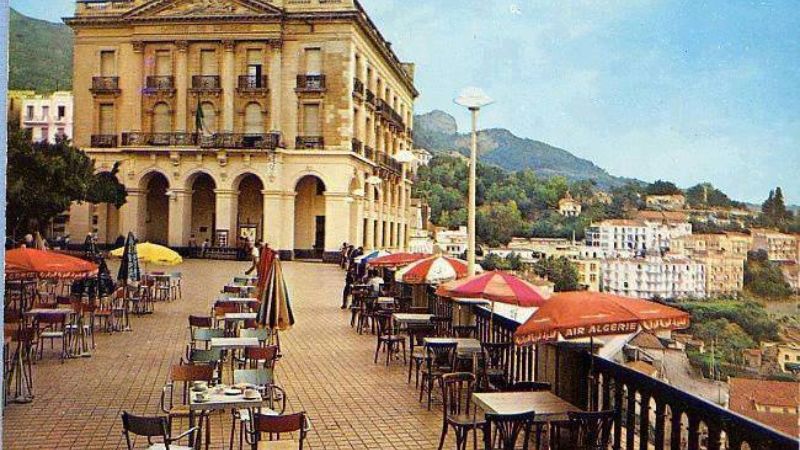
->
[438,372,486,450]
[551,410,615,450]
[482,411,537,450]
[373,313,406,366]
[244,411,310,450]
[121,411,197,450]
[407,323,436,386]
[420,341,457,410]
[481,342,512,390]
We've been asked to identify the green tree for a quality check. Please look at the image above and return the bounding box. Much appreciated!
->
[685,183,741,208]
[6,127,127,239]
[477,201,525,247]
[744,253,793,299]
[533,256,580,292]
[646,180,683,196]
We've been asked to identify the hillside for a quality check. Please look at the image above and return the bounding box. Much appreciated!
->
[9,8,74,92]
[413,110,631,188]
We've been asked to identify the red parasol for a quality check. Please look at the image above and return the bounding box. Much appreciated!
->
[437,271,549,307]
[367,252,430,268]
[513,291,690,347]
[6,248,99,280]
[395,255,476,284]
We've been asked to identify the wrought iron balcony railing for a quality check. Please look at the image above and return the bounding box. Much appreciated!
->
[365,89,376,105]
[295,136,324,149]
[353,78,365,97]
[90,77,120,94]
[191,75,221,92]
[351,138,363,155]
[237,75,269,93]
[121,132,280,150]
[121,132,195,147]
[296,74,326,92]
[144,76,175,92]
[91,134,118,148]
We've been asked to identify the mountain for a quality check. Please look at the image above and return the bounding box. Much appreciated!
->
[413,110,632,188]
[9,8,74,92]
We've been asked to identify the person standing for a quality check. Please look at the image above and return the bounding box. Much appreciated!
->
[245,241,262,276]
[341,268,354,309]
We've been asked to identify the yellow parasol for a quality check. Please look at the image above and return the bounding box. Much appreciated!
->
[111,242,183,266]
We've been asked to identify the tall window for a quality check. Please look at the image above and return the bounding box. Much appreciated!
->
[40,127,49,142]
[25,105,33,120]
[200,49,217,75]
[152,103,171,133]
[302,104,320,136]
[155,50,171,76]
[57,105,66,119]
[99,104,115,135]
[100,50,116,76]
[244,103,263,134]
[41,106,49,119]
[305,48,321,74]
[200,102,217,133]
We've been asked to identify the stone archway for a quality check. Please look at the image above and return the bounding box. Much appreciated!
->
[293,175,326,259]
[236,174,265,245]
[188,173,217,245]
[141,172,169,244]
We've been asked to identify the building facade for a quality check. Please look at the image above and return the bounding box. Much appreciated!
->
[18,91,74,143]
[434,226,467,258]
[750,229,798,262]
[585,218,692,258]
[65,0,418,260]
[557,191,581,217]
[601,256,706,300]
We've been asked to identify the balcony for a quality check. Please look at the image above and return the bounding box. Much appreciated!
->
[351,138,363,155]
[121,132,195,147]
[191,75,221,93]
[144,76,175,93]
[365,89,375,106]
[295,136,324,149]
[121,132,280,150]
[364,145,375,160]
[91,134,117,148]
[90,77,120,95]
[237,75,269,94]
[296,74,326,93]
[353,78,365,98]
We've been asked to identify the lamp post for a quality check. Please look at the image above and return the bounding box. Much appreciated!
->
[454,88,493,276]
[393,149,416,251]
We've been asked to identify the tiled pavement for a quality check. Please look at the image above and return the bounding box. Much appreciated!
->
[4,260,456,449]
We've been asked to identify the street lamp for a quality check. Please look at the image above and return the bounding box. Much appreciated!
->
[454,87,494,276]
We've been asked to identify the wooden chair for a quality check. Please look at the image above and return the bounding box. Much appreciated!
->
[452,325,477,338]
[482,411,537,450]
[121,411,197,450]
[188,315,213,341]
[431,315,452,337]
[420,341,457,410]
[481,342,512,390]
[183,347,223,383]
[160,365,214,442]
[407,323,436,386]
[239,345,280,371]
[244,411,309,450]
[438,372,486,450]
[373,313,406,366]
[551,410,615,450]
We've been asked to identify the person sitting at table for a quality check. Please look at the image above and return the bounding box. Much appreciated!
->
[366,270,384,295]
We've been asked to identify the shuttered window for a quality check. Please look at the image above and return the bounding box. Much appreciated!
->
[99,104,115,135]
[244,103,263,134]
[152,103,171,133]
[305,48,321,74]
[200,102,216,133]
[155,51,171,76]
[200,50,217,75]
[303,104,320,135]
[100,51,116,76]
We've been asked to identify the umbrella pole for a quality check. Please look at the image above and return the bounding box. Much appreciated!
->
[589,335,595,411]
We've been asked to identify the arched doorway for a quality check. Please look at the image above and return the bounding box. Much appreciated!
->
[294,175,326,259]
[189,173,217,245]
[142,172,169,244]
[236,174,264,245]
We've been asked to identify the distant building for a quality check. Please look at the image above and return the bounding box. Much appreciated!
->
[742,348,763,370]
[585,217,692,258]
[558,191,581,217]
[407,198,434,253]
[412,148,432,168]
[8,90,37,125]
[576,259,601,292]
[601,255,706,300]
[776,343,800,373]
[645,194,686,211]
[780,262,800,293]
[728,377,799,437]
[435,226,468,258]
[750,229,798,262]
[592,191,613,205]
[694,253,745,296]
[672,232,751,259]
[18,91,74,143]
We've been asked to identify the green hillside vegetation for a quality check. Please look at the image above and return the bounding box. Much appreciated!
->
[9,9,74,92]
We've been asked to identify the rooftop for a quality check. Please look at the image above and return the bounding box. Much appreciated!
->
[729,377,800,437]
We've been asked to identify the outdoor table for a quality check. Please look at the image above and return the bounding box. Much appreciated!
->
[211,337,262,379]
[423,337,482,357]
[392,313,433,325]
[376,297,395,308]
[24,309,77,359]
[223,313,258,322]
[472,391,582,420]
[233,276,258,286]
[188,387,271,449]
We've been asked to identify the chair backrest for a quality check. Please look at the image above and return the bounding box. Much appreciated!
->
[240,328,270,342]
[425,342,457,371]
[193,328,225,342]
[252,412,307,446]
[481,342,511,371]
[441,372,476,419]
[233,368,272,387]
[471,351,491,392]
[374,313,395,337]
[223,285,241,294]
[36,313,67,327]
[431,316,452,336]
[187,348,222,365]
[188,315,213,328]
[214,304,238,316]
[171,364,214,383]
[452,325,477,338]
[484,411,536,450]
[504,381,551,393]
[566,410,615,450]
[244,345,279,369]
[407,324,436,348]
[121,412,170,449]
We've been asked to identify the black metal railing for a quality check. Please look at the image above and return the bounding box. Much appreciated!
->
[145,75,175,92]
[90,76,120,94]
[353,78,365,97]
[296,74,326,92]
[121,132,195,146]
[351,138,363,155]
[237,75,269,93]
[364,145,375,160]
[295,136,324,149]
[191,75,221,92]
[366,89,376,105]
[91,134,118,148]
[121,132,280,150]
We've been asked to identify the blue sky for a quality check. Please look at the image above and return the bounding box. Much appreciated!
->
[12,0,800,203]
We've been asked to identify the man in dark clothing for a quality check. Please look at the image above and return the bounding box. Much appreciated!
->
[341,269,355,309]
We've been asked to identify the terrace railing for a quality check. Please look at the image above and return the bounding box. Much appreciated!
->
[295,136,324,149]
[90,76,120,94]
[237,75,269,93]
[296,74,326,92]
[121,132,279,150]
[191,75,221,92]
[353,78,365,97]
[145,76,175,92]
[91,134,118,148]
[351,138,363,155]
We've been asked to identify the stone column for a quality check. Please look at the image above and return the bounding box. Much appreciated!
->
[118,188,145,239]
[222,40,236,132]
[167,189,191,246]
[262,190,283,249]
[365,184,375,250]
[269,43,282,131]
[214,189,237,246]
[174,41,188,132]
[131,41,145,132]
[324,192,351,260]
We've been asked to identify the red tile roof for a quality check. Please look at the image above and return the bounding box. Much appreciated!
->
[728,377,800,437]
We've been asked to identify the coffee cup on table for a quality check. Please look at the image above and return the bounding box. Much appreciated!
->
[193,381,208,391]
[244,388,259,400]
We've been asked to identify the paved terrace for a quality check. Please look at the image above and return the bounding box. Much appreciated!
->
[4,260,454,449]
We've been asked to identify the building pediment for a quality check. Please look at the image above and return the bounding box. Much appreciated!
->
[124,0,283,20]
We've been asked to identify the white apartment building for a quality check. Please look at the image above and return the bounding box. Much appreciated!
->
[601,255,706,300]
[19,91,74,143]
[585,218,692,258]
[435,226,468,258]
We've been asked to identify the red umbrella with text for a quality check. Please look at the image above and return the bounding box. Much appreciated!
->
[513,291,689,408]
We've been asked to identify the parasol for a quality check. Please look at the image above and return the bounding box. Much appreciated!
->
[367,252,430,268]
[116,232,141,284]
[6,248,98,280]
[394,255,480,285]
[257,250,295,334]
[111,242,183,266]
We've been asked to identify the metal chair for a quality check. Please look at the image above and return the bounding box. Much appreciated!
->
[34,313,69,362]
[482,411,537,450]
[229,369,287,450]
[244,411,309,450]
[438,372,486,450]
[191,328,225,351]
[121,411,197,450]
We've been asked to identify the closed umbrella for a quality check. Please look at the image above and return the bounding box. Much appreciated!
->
[84,234,99,261]
[116,232,141,284]
[257,251,295,332]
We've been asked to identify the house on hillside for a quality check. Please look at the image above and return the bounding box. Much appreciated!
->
[558,190,582,217]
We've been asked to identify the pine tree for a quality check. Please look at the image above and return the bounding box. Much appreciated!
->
[774,187,788,221]
[762,190,775,218]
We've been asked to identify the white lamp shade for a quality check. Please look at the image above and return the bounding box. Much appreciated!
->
[454,87,494,109]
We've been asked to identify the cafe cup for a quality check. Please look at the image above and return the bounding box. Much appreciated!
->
[244,388,259,400]
[197,391,210,402]
[193,381,208,391]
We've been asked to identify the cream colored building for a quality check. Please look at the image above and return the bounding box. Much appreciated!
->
[601,255,706,300]
[576,259,600,292]
[557,191,581,217]
[694,252,744,296]
[750,229,798,262]
[65,0,418,260]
